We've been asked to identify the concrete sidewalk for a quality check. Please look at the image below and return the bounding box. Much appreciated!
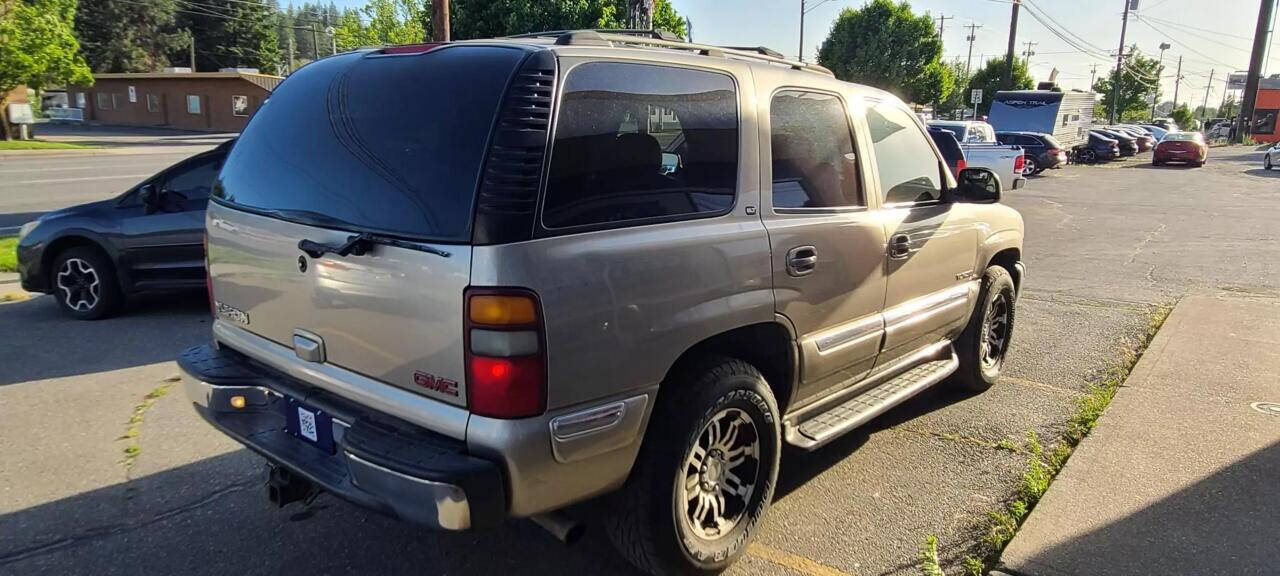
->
[997,294,1280,576]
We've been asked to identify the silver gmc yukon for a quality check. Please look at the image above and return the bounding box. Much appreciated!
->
[181,30,1024,576]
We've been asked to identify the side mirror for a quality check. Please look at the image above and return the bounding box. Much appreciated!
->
[139,184,160,214]
[953,168,1002,203]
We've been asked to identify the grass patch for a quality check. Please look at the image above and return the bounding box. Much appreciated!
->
[0,237,16,273]
[918,534,945,576]
[119,378,179,470]
[920,303,1173,575]
[0,139,99,150]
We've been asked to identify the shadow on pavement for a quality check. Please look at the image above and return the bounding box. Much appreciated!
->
[0,449,644,576]
[1243,168,1280,178]
[0,291,210,386]
[1007,440,1280,575]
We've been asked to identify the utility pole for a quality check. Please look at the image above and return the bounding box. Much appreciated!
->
[799,0,805,62]
[1022,40,1038,68]
[1172,55,1183,108]
[1201,69,1215,120]
[432,0,451,42]
[188,31,196,72]
[311,23,320,60]
[1004,0,1021,90]
[965,23,982,78]
[1237,0,1275,142]
[1151,42,1170,121]
[1109,0,1131,124]
[1090,64,1098,88]
[685,16,693,41]
[936,13,953,35]
[287,36,295,74]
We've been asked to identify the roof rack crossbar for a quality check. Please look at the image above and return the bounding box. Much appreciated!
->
[504,29,835,77]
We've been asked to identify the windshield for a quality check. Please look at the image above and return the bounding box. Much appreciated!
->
[1164,132,1204,142]
[214,46,527,242]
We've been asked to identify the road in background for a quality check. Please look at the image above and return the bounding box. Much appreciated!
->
[0,147,1277,576]
[0,124,229,234]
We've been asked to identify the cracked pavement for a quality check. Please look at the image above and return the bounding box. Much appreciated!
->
[1,147,1277,575]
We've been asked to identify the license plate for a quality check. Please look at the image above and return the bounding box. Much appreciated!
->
[284,397,334,453]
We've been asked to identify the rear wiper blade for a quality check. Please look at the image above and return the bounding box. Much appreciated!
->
[298,232,451,259]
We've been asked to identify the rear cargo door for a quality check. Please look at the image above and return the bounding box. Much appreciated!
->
[205,45,532,408]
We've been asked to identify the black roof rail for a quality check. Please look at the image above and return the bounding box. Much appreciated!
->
[507,29,834,77]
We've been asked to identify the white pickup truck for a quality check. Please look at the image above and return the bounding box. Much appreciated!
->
[928,120,1027,189]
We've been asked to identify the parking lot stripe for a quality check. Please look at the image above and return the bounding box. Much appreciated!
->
[747,543,853,576]
[2,174,152,186]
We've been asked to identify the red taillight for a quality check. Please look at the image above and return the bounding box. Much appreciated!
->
[1046,148,1061,156]
[203,233,214,316]
[955,158,967,175]
[465,288,546,419]
[1014,155,1026,172]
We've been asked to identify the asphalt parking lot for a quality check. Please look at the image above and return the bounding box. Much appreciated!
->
[2,146,1277,576]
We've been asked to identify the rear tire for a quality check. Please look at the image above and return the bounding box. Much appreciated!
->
[51,247,122,320]
[1153,158,1163,166]
[952,266,1016,392]
[1081,149,1097,164]
[1265,155,1273,170]
[1022,156,1038,176]
[606,358,781,576]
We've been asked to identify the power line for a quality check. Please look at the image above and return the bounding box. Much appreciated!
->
[1139,13,1254,42]
[1133,15,1242,70]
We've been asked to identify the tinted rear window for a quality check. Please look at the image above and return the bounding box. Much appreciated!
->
[1042,134,1064,148]
[214,46,526,242]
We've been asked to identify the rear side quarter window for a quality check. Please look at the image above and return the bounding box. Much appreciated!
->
[541,62,739,231]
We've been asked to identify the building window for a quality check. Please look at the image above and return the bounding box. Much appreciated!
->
[75,93,86,108]
[231,95,249,117]
[95,93,111,110]
[1252,109,1277,135]
[186,94,201,115]
[146,94,160,113]
[111,93,121,109]
[128,86,137,103]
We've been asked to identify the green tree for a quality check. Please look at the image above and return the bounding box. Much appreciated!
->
[364,0,424,45]
[1169,103,1196,129]
[0,0,93,139]
[174,0,280,72]
[815,0,948,105]
[1092,46,1162,122]
[937,59,972,118]
[76,0,183,72]
[968,56,1033,116]
[1193,105,1216,120]
[448,0,685,41]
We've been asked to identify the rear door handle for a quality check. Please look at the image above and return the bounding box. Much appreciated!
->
[888,234,911,260]
[786,245,818,277]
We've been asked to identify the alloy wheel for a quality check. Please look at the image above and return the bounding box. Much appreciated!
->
[981,292,1011,368]
[1022,157,1037,175]
[678,407,760,541]
[56,258,101,312]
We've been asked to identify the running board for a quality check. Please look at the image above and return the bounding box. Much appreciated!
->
[785,349,959,450]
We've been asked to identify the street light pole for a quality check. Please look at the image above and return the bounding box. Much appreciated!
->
[799,0,805,62]
[1152,42,1170,121]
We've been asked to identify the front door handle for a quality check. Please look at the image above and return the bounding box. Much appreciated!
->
[786,245,818,277]
[888,234,911,260]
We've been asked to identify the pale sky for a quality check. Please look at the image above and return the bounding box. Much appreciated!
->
[328,0,1273,107]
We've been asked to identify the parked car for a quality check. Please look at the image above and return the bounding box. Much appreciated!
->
[1136,124,1170,141]
[1152,131,1207,166]
[1108,126,1154,152]
[1265,143,1280,170]
[928,120,1027,189]
[928,127,967,176]
[16,140,234,319]
[179,32,1025,576]
[1207,121,1233,140]
[995,131,1067,174]
[1151,118,1179,131]
[1093,129,1138,156]
[1075,132,1121,163]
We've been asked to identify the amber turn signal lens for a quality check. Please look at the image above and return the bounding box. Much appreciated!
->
[230,395,247,409]
[470,295,537,325]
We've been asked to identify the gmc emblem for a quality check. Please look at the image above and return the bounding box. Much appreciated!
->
[413,371,459,397]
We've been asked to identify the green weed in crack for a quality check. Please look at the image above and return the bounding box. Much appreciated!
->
[119,376,180,471]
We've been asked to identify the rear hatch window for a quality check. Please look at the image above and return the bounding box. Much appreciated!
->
[214,45,529,242]
[1042,134,1064,149]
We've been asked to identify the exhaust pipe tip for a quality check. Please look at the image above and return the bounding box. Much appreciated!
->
[531,511,585,545]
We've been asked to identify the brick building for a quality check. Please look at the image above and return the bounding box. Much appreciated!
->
[67,71,282,132]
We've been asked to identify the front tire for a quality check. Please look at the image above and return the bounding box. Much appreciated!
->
[51,247,122,320]
[1265,155,1272,170]
[1081,149,1097,164]
[952,266,1016,392]
[607,358,781,576]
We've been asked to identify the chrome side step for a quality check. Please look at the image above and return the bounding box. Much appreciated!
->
[785,348,959,451]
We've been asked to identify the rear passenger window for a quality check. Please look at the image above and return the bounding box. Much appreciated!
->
[542,62,738,230]
[866,101,942,205]
[769,91,861,209]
